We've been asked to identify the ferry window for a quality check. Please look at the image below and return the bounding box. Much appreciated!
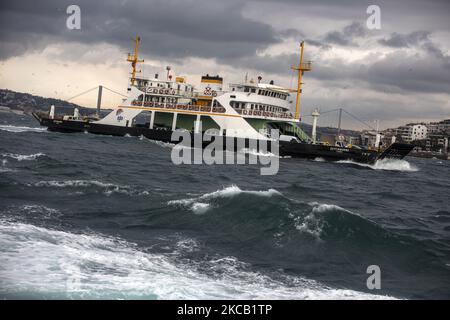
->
[177,84,180,90]
[244,87,249,93]
[232,88,235,91]
[258,90,261,95]
[251,88,256,93]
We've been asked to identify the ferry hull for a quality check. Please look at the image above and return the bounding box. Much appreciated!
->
[33,113,413,164]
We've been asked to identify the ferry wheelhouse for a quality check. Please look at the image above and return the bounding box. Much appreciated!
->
[94,36,312,142]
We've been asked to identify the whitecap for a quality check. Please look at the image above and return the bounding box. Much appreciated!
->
[0,125,46,133]
[31,180,149,196]
[0,159,16,173]
[199,185,281,200]
[168,185,281,214]
[1,152,46,161]
[293,203,362,239]
[337,158,418,172]
[0,220,397,300]
[238,148,280,158]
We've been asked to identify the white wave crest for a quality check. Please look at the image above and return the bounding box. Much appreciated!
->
[199,185,280,199]
[145,138,176,148]
[0,125,47,133]
[238,148,280,158]
[31,180,149,196]
[293,203,361,239]
[0,220,397,299]
[337,158,418,172]
[1,153,45,161]
[0,159,16,173]
[168,185,280,214]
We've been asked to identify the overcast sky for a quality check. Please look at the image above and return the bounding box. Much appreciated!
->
[0,0,449,129]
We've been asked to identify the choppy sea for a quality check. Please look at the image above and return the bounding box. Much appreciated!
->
[1,112,449,299]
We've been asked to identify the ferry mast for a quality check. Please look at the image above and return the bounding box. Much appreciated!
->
[291,41,312,120]
[127,35,144,86]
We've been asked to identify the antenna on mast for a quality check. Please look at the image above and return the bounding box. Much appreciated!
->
[291,41,312,120]
[127,35,144,86]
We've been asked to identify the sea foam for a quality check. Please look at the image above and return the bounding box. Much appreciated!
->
[0,220,397,300]
[31,179,149,196]
[0,125,47,133]
[337,158,418,172]
[1,153,45,161]
[168,185,281,214]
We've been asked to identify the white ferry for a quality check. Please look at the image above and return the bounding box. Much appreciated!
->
[33,36,413,163]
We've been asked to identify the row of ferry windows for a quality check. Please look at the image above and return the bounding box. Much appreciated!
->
[138,95,177,104]
[230,101,285,113]
[137,81,193,92]
[239,87,288,100]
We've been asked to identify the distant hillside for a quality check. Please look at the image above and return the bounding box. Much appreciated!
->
[0,89,96,115]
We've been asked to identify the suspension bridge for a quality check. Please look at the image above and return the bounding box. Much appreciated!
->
[65,85,127,116]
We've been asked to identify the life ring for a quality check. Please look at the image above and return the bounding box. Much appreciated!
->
[165,89,169,94]
[171,89,176,95]
[159,89,164,94]
[243,110,247,115]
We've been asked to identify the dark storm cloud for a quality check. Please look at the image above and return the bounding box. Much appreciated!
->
[378,31,431,48]
[323,22,367,47]
[307,48,450,94]
[0,0,280,60]
[0,0,449,103]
